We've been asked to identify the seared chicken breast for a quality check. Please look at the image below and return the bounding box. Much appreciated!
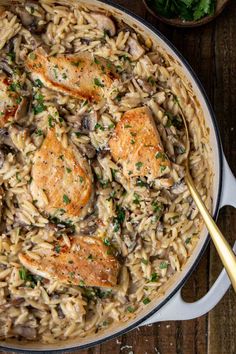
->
[25,48,118,103]
[30,128,93,220]
[19,236,119,287]
[109,106,170,179]
[0,74,27,127]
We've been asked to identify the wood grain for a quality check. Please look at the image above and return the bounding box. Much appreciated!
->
[1,1,235,354]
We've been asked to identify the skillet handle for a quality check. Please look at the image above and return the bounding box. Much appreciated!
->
[142,155,236,324]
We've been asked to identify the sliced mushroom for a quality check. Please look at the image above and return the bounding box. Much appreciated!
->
[170,179,187,195]
[127,36,145,61]
[90,12,116,36]
[137,79,155,94]
[14,2,46,34]
[79,143,96,159]
[15,97,30,122]
[12,325,37,340]
[0,58,13,75]
[68,111,98,133]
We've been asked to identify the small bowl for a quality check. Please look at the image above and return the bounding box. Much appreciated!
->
[143,0,231,27]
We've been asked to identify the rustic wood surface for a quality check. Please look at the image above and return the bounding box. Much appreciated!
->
[1,1,235,354]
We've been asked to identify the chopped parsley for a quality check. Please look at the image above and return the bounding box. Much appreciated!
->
[131,139,135,145]
[72,61,81,67]
[63,194,71,205]
[133,193,140,205]
[155,151,167,160]
[103,238,111,246]
[127,306,135,313]
[124,124,132,128]
[143,297,151,305]
[87,254,93,261]
[55,245,61,253]
[160,165,167,173]
[150,272,158,282]
[79,176,84,183]
[159,261,168,269]
[66,167,72,173]
[95,123,104,131]
[62,72,67,80]
[48,115,54,128]
[16,172,21,182]
[165,112,183,129]
[141,258,148,265]
[135,161,143,171]
[34,79,43,88]
[94,78,104,87]
[113,205,125,232]
[185,237,192,244]
[147,76,155,86]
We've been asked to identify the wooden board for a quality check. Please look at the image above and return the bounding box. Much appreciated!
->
[0,1,235,354]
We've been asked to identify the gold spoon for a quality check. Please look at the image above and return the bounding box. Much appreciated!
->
[178,103,236,292]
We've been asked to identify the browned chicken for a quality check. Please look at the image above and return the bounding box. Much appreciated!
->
[30,128,93,220]
[25,48,118,103]
[0,74,28,127]
[19,236,119,287]
[109,106,170,180]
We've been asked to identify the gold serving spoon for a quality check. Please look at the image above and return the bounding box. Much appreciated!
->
[178,104,236,293]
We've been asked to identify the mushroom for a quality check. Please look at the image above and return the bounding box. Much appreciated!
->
[14,2,46,34]
[15,97,30,122]
[78,214,98,235]
[79,143,96,159]
[127,36,145,61]
[170,180,187,195]
[0,151,4,169]
[137,78,155,94]
[12,325,37,340]
[68,111,98,133]
[90,12,116,36]
[0,58,13,75]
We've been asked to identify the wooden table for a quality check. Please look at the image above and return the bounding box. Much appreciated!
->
[78,1,236,354]
[1,2,235,354]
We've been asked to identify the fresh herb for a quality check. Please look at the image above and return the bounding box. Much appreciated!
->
[16,172,21,182]
[113,205,125,232]
[62,72,67,80]
[152,201,162,213]
[119,54,131,62]
[94,78,104,87]
[104,238,111,246]
[124,124,132,128]
[147,76,155,86]
[66,167,72,173]
[159,261,168,269]
[133,192,140,205]
[185,237,192,244]
[33,92,46,115]
[127,306,135,313]
[8,82,21,92]
[141,258,148,265]
[94,57,100,65]
[48,115,54,128]
[95,123,105,131]
[69,271,75,279]
[165,112,183,129]
[7,52,15,61]
[135,161,143,171]
[143,297,151,305]
[29,52,36,60]
[150,272,159,282]
[34,79,43,87]
[72,61,81,67]
[87,254,93,261]
[79,280,85,287]
[19,267,27,281]
[150,0,216,21]
[136,178,147,187]
[55,245,61,253]
[79,176,84,183]
[63,194,71,205]
[131,139,135,145]
[160,165,167,173]
[155,151,167,161]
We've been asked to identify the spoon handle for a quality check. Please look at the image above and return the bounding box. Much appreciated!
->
[185,170,236,293]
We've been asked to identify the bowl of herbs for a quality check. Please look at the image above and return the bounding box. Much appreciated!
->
[143,0,230,27]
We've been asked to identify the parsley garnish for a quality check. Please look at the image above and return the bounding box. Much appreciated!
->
[159,261,168,269]
[135,161,143,171]
[143,297,151,305]
[94,78,104,87]
[63,194,71,205]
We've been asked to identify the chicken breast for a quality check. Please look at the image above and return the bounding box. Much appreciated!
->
[19,236,119,287]
[25,48,118,103]
[109,106,170,180]
[30,128,93,220]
